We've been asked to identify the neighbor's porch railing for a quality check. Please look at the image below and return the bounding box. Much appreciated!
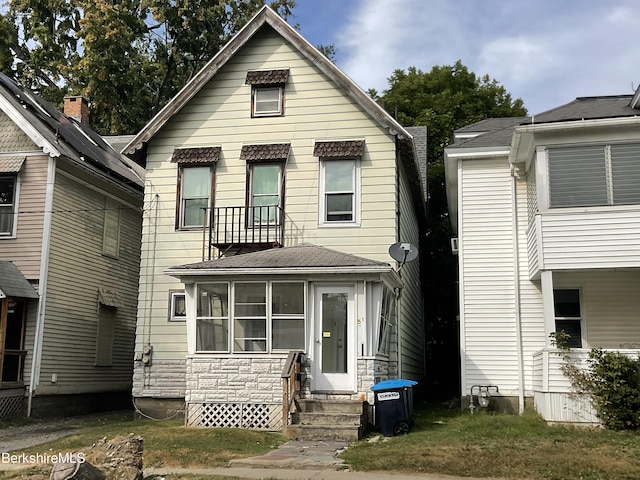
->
[281,350,303,437]
[204,206,285,260]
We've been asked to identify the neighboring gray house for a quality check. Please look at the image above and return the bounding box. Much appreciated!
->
[445,88,640,423]
[0,73,144,418]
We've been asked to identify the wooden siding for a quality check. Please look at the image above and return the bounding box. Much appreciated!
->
[459,157,520,395]
[539,207,640,270]
[137,26,400,367]
[36,166,141,394]
[397,162,424,380]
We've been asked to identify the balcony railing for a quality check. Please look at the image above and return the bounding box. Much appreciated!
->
[206,205,285,259]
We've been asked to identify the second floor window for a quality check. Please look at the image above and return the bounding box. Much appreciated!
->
[249,163,281,225]
[172,146,221,230]
[321,159,358,223]
[0,174,16,236]
[548,142,640,208]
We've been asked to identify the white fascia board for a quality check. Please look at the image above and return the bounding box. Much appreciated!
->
[165,265,395,277]
[444,146,511,159]
[0,97,61,157]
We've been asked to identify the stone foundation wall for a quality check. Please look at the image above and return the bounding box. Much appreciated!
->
[132,359,187,398]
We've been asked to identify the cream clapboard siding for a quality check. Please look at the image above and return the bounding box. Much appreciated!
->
[137,26,398,363]
[397,163,424,380]
[0,120,47,279]
[539,208,640,270]
[36,164,141,394]
[459,157,520,395]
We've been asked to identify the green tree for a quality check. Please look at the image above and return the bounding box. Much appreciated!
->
[377,61,527,398]
[0,0,296,134]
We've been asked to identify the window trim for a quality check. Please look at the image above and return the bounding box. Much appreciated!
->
[0,173,19,238]
[176,164,215,230]
[251,86,284,117]
[553,287,585,349]
[168,290,187,322]
[318,158,361,226]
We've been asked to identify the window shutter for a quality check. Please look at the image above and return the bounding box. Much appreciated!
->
[548,145,607,207]
[611,142,640,205]
[102,198,120,257]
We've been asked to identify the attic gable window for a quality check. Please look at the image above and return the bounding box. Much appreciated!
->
[548,142,640,208]
[246,69,289,117]
[172,147,221,229]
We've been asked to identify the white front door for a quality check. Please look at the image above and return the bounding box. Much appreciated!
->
[313,285,356,392]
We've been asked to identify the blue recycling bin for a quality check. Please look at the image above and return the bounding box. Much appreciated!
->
[371,379,417,436]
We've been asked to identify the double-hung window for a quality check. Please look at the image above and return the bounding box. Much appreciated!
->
[0,157,24,237]
[548,142,640,208]
[0,174,17,236]
[172,147,220,229]
[196,283,229,352]
[553,288,583,348]
[246,69,289,118]
[314,140,365,225]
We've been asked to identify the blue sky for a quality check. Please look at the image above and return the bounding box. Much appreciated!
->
[290,0,640,114]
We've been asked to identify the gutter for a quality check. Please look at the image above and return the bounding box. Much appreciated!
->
[27,156,56,416]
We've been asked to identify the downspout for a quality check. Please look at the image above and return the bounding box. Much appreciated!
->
[27,156,56,417]
[510,163,525,414]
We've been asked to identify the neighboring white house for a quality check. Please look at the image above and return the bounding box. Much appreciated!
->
[445,89,640,423]
[124,6,427,435]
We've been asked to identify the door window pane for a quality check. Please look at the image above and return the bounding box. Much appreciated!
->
[321,293,348,373]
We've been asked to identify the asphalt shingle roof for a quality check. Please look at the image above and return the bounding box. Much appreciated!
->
[313,140,365,158]
[172,243,391,271]
[0,261,38,298]
[171,146,221,164]
[240,143,291,162]
[245,69,290,85]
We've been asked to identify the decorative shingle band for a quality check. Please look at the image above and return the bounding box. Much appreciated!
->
[313,140,365,158]
[240,143,291,163]
[245,69,290,86]
[0,156,25,173]
[171,146,221,164]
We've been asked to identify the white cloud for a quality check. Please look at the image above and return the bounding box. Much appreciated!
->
[331,0,640,113]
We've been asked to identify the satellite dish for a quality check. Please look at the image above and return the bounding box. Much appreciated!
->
[388,242,418,268]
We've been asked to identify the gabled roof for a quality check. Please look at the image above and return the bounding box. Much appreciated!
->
[123,5,412,155]
[0,261,38,298]
[0,73,143,191]
[165,243,396,277]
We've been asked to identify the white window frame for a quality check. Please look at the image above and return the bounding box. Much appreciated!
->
[248,163,282,226]
[168,290,186,322]
[0,173,19,238]
[553,288,585,349]
[318,158,360,226]
[195,283,230,353]
[252,86,283,117]
[178,165,213,229]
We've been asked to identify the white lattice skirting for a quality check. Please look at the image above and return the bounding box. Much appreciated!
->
[0,394,23,419]
[186,402,283,430]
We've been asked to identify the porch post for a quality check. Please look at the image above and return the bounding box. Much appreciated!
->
[541,270,555,347]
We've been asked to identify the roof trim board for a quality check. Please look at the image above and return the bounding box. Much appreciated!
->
[123,5,411,155]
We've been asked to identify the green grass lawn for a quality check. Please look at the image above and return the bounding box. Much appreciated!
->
[342,404,640,480]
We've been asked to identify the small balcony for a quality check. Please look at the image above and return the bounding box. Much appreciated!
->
[207,205,285,259]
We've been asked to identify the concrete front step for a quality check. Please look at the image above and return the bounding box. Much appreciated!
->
[292,412,362,426]
[286,424,362,442]
[297,399,365,414]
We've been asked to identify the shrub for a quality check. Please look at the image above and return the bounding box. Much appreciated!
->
[551,333,640,430]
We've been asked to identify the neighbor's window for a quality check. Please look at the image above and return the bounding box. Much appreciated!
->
[102,197,120,257]
[320,159,358,223]
[168,290,186,322]
[96,305,116,366]
[179,166,212,228]
[548,142,640,208]
[249,163,282,225]
[553,288,583,348]
[0,174,17,236]
[196,283,229,352]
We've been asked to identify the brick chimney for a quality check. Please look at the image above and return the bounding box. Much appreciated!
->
[63,96,90,124]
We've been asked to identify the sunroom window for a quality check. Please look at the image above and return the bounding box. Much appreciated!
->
[548,142,640,208]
